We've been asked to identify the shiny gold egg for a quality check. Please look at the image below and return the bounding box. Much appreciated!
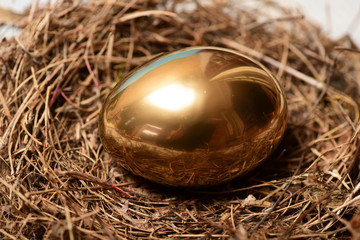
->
[99,46,287,187]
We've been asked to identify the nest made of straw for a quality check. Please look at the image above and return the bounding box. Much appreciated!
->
[1,0,360,239]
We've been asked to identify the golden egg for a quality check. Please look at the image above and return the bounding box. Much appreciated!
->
[99,46,287,187]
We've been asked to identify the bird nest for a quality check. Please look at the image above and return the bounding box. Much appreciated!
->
[1,0,360,239]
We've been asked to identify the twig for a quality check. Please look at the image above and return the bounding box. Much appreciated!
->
[219,38,325,89]
[59,171,133,198]
[118,10,177,22]
[84,50,100,90]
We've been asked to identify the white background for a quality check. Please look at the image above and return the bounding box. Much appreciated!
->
[1,0,360,46]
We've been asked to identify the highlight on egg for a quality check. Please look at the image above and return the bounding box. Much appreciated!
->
[99,46,287,187]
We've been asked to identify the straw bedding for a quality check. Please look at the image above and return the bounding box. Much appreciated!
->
[0,0,360,239]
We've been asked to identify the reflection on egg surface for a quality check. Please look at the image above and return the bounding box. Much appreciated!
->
[99,46,287,187]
